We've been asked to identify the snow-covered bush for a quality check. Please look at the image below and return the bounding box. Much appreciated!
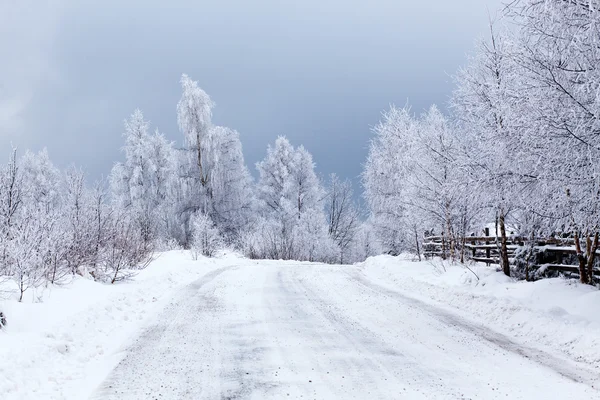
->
[99,212,153,284]
[348,222,381,263]
[239,223,267,260]
[190,212,222,258]
[252,137,337,262]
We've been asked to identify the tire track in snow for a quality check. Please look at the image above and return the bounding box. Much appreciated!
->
[92,265,236,399]
[291,266,463,399]
[348,268,600,391]
[90,262,600,399]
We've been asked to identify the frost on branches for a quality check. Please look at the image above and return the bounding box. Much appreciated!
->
[361,1,600,284]
[0,70,375,305]
[0,149,153,302]
[250,137,337,262]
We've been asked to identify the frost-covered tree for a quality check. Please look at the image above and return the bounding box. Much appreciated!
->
[175,74,215,246]
[63,167,91,273]
[175,75,254,247]
[0,150,68,299]
[363,106,415,255]
[363,104,469,261]
[205,126,255,242]
[505,0,600,283]
[190,212,223,259]
[0,149,24,275]
[88,179,113,272]
[410,106,466,260]
[100,209,152,284]
[177,74,214,191]
[5,207,46,301]
[451,27,527,276]
[20,150,72,285]
[111,110,176,248]
[254,137,333,261]
[349,221,381,263]
[147,129,177,244]
[326,174,359,263]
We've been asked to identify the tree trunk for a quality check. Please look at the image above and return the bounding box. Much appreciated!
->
[460,235,466,264]
[441,224,447,260]
[19,278,25,303]
[197,133,205,186]
[445,201,454,260]
[414,227,421,262]
[524,232,535,282]
[586,232,598,285]
[111,267,120,284]
[498,208,510,277]
[574,232,589,284]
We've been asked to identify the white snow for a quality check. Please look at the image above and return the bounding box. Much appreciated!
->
[0,250,228,400]
[361,255,600,369]
[1,252,599,399]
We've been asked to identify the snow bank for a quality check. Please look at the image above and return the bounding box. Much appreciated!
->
[361,255,600,369]
[0,250,223,400]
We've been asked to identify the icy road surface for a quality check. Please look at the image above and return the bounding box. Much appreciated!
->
[93,263,599,399]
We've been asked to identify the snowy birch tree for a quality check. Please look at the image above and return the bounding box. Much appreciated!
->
[327,174,360,263]
[506,0,600,284]
[451,27,528,276]
[363,106,415,255]
[254,137,333,261]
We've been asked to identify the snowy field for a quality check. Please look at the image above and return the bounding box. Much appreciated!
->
[1,252,599,399]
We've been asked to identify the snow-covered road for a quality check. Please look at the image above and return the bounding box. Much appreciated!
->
[93,263,599,399]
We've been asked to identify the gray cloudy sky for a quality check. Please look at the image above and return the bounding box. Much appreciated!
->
[1,0,503,187]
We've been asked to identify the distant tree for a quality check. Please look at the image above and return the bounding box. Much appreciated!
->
[451,27,526,276]
[363,106,416,255]
[349,221,381,263]
[100,209,152,284]
[175,75,254,247]
[190,212,223,259]
[326,174,360,263]
[177,74,214,191]
[254,137,333,261]
[205,126,255,243]
[111,109,176,248]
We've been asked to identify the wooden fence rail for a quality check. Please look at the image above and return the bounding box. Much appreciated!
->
[423,233,600,279]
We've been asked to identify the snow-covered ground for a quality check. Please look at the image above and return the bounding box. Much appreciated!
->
[0,251,234,399]
[362,255,600,370]
[1,252,599,399]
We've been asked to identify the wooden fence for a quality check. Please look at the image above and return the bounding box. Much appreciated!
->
[423,229,600,279]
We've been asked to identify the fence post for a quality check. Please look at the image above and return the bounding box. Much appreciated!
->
[485,227,491,266]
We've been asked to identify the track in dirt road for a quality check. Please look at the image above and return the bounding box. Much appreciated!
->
[93,262,600,400]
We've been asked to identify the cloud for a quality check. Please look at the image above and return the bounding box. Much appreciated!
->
[0,0,504,181]
[0,0,66,141]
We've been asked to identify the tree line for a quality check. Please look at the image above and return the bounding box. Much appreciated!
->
[364,0,600,285]
[2,0,599,305]
[0,75,375,302]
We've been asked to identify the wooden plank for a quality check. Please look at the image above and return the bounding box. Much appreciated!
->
[424,236,575,246]
[464,244,518,250]
[470,257,516,265]
[472,257,499,264]
[425,236,512,243]
[539,264,600,275]
[542,246,600,256]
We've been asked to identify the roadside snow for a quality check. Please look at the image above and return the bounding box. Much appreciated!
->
[361,255,600,369]
[0,250,224,400]
[3,252,599,399]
